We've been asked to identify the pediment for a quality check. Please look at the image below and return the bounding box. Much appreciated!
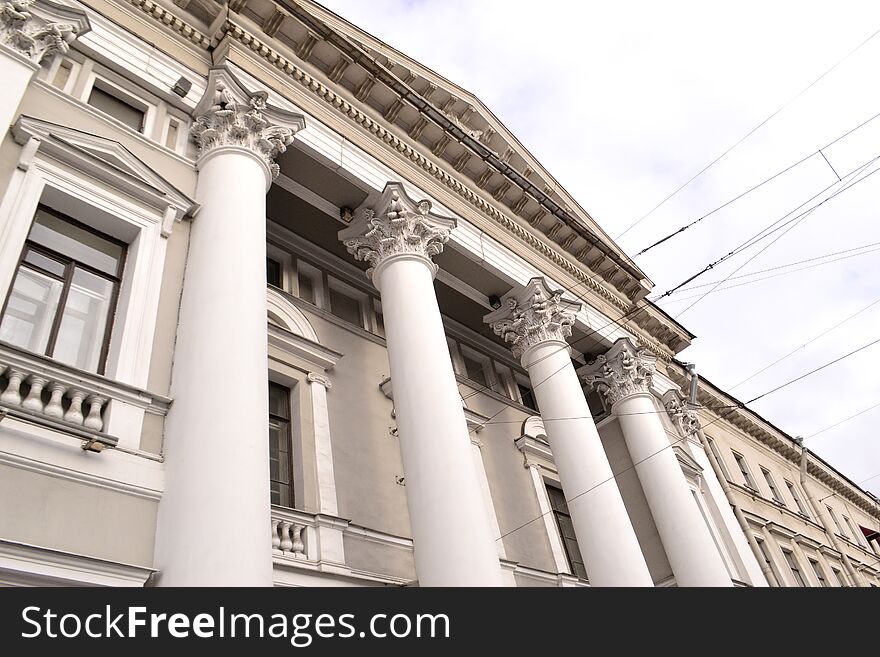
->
[12,116,198,219]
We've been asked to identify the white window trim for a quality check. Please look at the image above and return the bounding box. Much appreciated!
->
[326,276,369,330]
[732,451,757,491]
[761,467,786,507]
[784,479,810,518]
[780,546,806,587]
[81,69,157,138]
[459,343,497,390]
[44,54,81,96]
[293,258,325,309]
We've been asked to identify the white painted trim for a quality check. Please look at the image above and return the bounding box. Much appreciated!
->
[0,419,164,500]
[0,539,154,587]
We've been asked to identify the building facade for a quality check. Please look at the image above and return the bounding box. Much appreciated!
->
[0,0,877,587]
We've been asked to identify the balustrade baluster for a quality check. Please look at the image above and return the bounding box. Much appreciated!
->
[279,520,293,553]
[64,390,85,425]
[83,395,106,431]
[291,524,305,556]
[44,383,66,418]
[1,369,25,406]
[22,375,48,412]
[271,518,281,551]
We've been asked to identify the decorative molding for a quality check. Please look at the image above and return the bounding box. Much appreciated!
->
[0,539,154,587]
[118,8,688,360]
[306,372,332,388]
[190,67,305,179]
[12,115,198,222]
[0,0,90,65]
[339,182,455,280]
[583,337,656,407]
[662,389,701,439]
[484,277,581,359]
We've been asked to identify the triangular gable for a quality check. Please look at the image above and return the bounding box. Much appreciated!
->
[12,115,198,222]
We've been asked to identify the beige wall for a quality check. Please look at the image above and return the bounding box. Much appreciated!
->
[0,463,157,567]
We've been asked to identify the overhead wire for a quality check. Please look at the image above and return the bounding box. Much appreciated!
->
[615,24,880,240]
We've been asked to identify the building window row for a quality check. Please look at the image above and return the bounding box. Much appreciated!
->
[267,249,538,412]
[719,447,812,519]
[42,54,191,156]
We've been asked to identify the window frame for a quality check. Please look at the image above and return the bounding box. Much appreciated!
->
[781,547,807,587]
[545,482,587,580]
[326,276,369,329]
[808,558,828,587]
[0,205,127,375]
[731,451,758,491]
[784,480,810,517]
[826,505,849,539]
[84,76,150,134]
[761,467,786,507]
[268,380,295,509]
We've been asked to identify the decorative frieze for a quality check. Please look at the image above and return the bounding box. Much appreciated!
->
[484,277,581,359]
[339,182,456,279]
[0,0,89,64]
[190,69,305,179]
[583,338,657,408]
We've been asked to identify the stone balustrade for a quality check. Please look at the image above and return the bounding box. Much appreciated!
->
[271,506,312,560]
[0,341,171,450]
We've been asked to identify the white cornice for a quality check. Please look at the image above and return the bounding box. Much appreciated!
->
[0,539,154,586]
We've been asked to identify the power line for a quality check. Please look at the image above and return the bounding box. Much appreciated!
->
[744,336,880,405]
[657,245,880,304]
[660,241,880,296]
[730,295,880,391]
[615,24,880,240]
[491,336,880,543]
[806,401,880,440]
[633,108,880,257]
[649,154,880,309]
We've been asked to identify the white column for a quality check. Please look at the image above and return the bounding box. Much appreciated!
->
[485,278,653,587]
[584,338,733,587]
[340,183,504,586]
[154,72,303,586]
[0,0,90,131]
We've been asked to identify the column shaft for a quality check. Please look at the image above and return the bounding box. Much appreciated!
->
[155,148,273,586]
[377,256,504,586]
[524,342,653,586]
[0,49,37,134]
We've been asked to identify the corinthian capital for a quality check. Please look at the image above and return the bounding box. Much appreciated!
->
[483,277,581,360]
[582,337,656,407]
[662,389,701,438]
[338,182,456,281]
[0,0,90,64]
[190,67,305,179]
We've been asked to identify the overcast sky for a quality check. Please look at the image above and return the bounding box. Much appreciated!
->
[320,0,880,497]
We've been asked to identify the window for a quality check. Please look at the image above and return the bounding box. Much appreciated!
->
[785,480,810,517]
[266,257,282,288]
[460,347,491,389]
[164,118,181,150]
[781,548,806,587]
[843,516,861,546]
[51,59,74,90]
[808,559,828,587]
[516,373,537,411]
[546,484,587,580]
[328,283,364,327]
[826,506,848,538]
[707,437,731,480]
[762,468,786,506]
[269,382,293,508]
[372,300,385,338]
[295,260,322,306]
[732,452,757,490]
[755,538,777,580]
[831,566,848,587]
[0,206,125,374]
[87,82,145,132]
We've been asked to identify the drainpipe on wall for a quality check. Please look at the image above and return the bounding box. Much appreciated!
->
[795,437,864,587]
[685,364,777,586]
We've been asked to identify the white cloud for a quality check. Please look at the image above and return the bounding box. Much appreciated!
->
[321,0,880,494]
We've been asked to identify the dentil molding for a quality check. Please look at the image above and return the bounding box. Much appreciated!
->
[483,277,581,360]
[583,337,657,407]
